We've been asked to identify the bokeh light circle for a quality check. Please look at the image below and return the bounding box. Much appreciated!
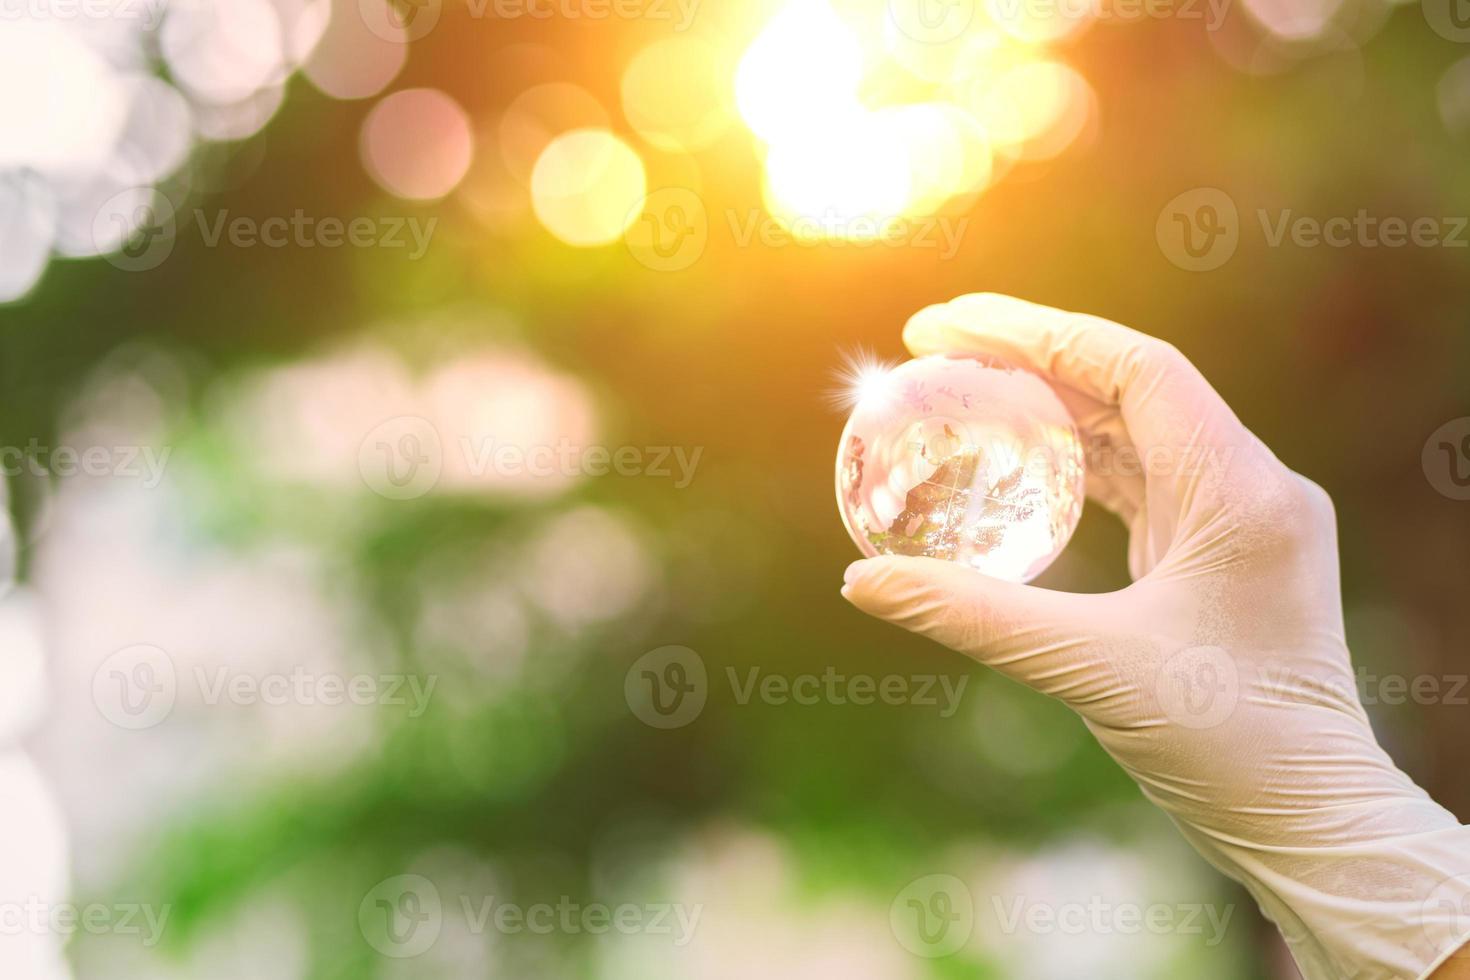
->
[0,20,127,177]
[361,88,475,200]
[500,83,610,186]
[110,76,195,186]
[968,59,1093,160]
[0,174,57,304]
[161,0,286,106]
[1242,0,1343,41]
[303,0,408,100]
[531,130,647,247]
[1438,57,1470,136]
[621,38,734,152]
[191,84,287,142]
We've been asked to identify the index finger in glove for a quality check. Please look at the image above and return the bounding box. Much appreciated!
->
[902,294,1257,477]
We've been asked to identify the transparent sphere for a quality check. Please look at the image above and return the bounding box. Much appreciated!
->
[835,355,1085,583]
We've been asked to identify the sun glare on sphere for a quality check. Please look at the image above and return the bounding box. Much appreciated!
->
[828,349,899,412]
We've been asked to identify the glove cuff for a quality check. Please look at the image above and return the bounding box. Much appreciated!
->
[1174,814,1470,980]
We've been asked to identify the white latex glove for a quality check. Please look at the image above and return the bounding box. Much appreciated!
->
[842,294,1470,980]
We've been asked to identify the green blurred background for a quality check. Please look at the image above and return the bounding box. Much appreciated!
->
[2,0,1469,976]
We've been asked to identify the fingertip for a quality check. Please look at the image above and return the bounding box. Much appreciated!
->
[900,302,953,357]
[840,555,899,606]
[842,554,954,604]
[950,291,1030,315]
[841,557,888,595]
[903,293,1044,359]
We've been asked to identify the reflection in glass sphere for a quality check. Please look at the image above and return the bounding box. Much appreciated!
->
[835,355,1085,583]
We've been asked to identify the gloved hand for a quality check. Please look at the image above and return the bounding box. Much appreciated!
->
[842,293,1470,980]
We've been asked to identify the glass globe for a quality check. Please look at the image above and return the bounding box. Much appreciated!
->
[835,354,1085,583]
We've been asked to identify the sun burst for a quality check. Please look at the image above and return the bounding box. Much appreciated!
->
[826,347,900,413]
